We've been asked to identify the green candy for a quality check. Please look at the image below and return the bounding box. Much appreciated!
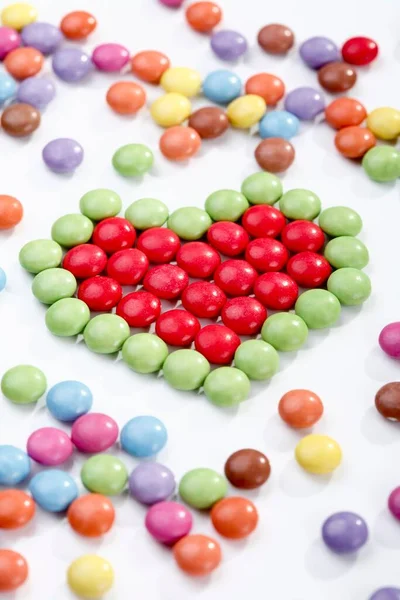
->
[327,268,371,306]
[83,314,130,354]
[205,189,249,221]
[168,207,212,240]
[45,298,90,337]
[112,144,154,177]
[1,365,47,404]
[241,172,283,205]
[163,350,210,391]
[122,334,168,374]
[79,189,122,221]
[203,367,250,407]
[125,198,169,229]
[32,268,77,304]
[179,468,228,509]
[261,313,308,352]
[234,339,279,381]
[279,189,321,220]
[318,206,362,237]
[362,145,400,182]
[19,239,62,274]
[51,214,93,248]
[295,289,341,329]
[81,454,128,496]
[324,236,369,269]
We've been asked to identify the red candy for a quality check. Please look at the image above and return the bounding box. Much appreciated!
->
[214,259,257,296]
[245,238,288,272]
[287,251,332,288]
[221,297,266,335]
[143,264,188,300]
[242,205,286,239]
[181,281,226,318]
[63,244,107,279]
[195,324,240,365]
[281,220,325,253]
[342,36,378,66]
[78,276,122,311]
[116,291,161,327]
[106,248,149,285]
[92,217,136,254]
[176,242,220,278]
[155,309,200,346]
[136,227,180,264]
[254,272,298,310]
[207,222,249,257]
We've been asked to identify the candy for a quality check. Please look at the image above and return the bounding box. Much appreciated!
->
[225,449,270,488]
[227,94,266,128]
[150,93,191,127]
[211,29,248,60]
[0,194,23,229]
[279,189,321,220]
[362,146,400,182]
[325,97,367,129]
[366,107,400,140]
[52,47,92,82]
[131,50,170,84]
[1,102,40,136]
[0,445,30,485]
[156,309,200,346]
[29,469,78,511]
[176,241,220,277]
[63,244,107,279]
[107,249,149,285]
[168,207,212,240]
[78,276,122,311]
[51,214,93,248]
[245,72,285,105]
[211,497,258,539]
[79,189,122,221]
[188,106,229,139]
[0,268,6,292]
[295,289,341,329]
[341,36,378,65]
[254,272,298,310]
[319,206,362,237]
[205,189,249,221]
[207,221,249,256]
[214,259,257,296]
[255,138,295,173]
[67,555,114,599]
[161,67,201,97]
[204,367,250,407]
[324,236,369,269]
[0,489,34,529]
[281,221,324,253]
[202,69,242,104]
[222,297,266,335]
[16,76,55,108]
[0,26,20,59]
[137,227,180,263]
[259,110,300,140]
[20,22,62,54]
[295,434,342,474]
[112,143,154,177]
[234,339,279,380]
[19,239,62,273]
[287,252,332,288]
[181,281,226,318]
[160,0,184,7]
[106,81,146,115]
[81,455,128,495]
[27,427,73,466]
[72,413,118,453]
[179,467,227,509]
[0,72,17,103]
[173,534,221,576]
[45,298,90,337]
[379,324,400,359]
[317,62,357,93]
[46,380,93,422]
[160,126,201,161]
[120,415,167,457]
[195,323,240,364]
[334,126,376,158]
[257,23,294,54]
[369,589,400,600]
[279,389,323,428]
[245,238,289,272]
[92,217,136,254]
[388,486,400,521]
[1,3,37,30]
[0,549,28,592]
[60,11,97,39]
[121,333,168,373]
[322,512,368,553]
[261,312,308,352]
[92,43,129,72]
[143,264,189,299]
[162,349,210,390]
[375,382,400,420]
[42,138,84,173]
[299,36,340,69]
[185,2,222,32]
[125,198,169,229]
[117,292,162,328]
[67,494,115,537]
[145,501,193,545]
[327,268,371,305]
[241,171,283,205]
[284,87,325,121]
[129,462,175,505]
[1,364,46,404]
[83,314,130,354]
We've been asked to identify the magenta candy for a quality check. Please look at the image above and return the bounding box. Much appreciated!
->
[27,427,73,466]
[388,487,400,520]
[379,322,400,359]
[0,26,21,59]
[145,501,193,545]
[71,413,118,453]
[92,43,130,72]
[159,0,184,6]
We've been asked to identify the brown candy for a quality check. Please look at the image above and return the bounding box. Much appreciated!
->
[318,62,357,93]
[257,24,294,55]
[1,103,40,137]
[224,448,271,489]
[255,137,295,173]
[375,382,400,420]
[188,107,229,139]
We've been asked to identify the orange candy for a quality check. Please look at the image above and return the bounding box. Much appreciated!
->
[278,389,324,429]
[0,549,28,592]
[0,490,35,529]
[106,82,146,115]
[185,2,222,33]
[0,195,23,229]
[4,47,43,80]
[131,50,170,84]
[245,73,285,106]
[159,126,201,161]
[211,497,258,539]
[67,493,115,538]
[173,534,222,576]
[334,126,376,159]
[60,11,97,40]
[325,97,367,130]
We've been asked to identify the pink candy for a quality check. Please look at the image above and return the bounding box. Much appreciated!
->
[145,501,193,545]
[0,26,21,60]
[388,487,400,520]
[71,413,118,453]
[379,322,400,359]
[27,427,73,466]
[159,0,185,6]
[92,43,130,72]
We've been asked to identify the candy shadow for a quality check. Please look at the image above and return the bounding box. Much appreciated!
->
[304,538,357,580]
[279,460,332,498]
[277,351,298,372]
[364,347,400,382]
[263,414,306,453]
[331,305,363,328]
[373,509,400,549]
[360,406,400,445]
[302,327,330,350]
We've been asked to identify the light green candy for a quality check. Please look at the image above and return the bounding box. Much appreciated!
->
[81,455,128,496]
[241,172,283,205]
[112,144,154,177]
[79,189,122,221]
[122,334,168,374]
[327,268,371,306]
[261,313,308,352]
[179,468,228,509]
[279,189,321,220]
[45,298,90,337]
[162,350,210,391]
[362,145,400,182]
[205,189,249,221]
[32,268,77,304]
[168,207,212,240]
[1,365,47,404]
[203,367,250,407]
[51,214,93,248]
[83,314,130,354]
[324,236,369,269]
[234,339,279,381]
[295,289,341,329]
[318,206,362,237]
[125,198,169,229]
[19,239,62,273]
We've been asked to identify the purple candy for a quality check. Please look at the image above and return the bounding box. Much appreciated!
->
[210,30,248,61]
[129,462,175,505]
[52,48,92,82]
[388,487,400,520]
[145,501,192,545]
[92,43,130,72]
[16,77,55,108]
[0,26,21,60]
[42,138,84,174]
[379,322,400,359]
[322,511,368,554]
[21,22,62,55]
[284,86,325,121]
[159,0,184,6]
[369,589,400,600]
[299,36,340,69]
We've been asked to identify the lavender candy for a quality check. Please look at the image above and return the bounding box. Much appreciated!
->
[210,30,248,61]
[16,77,55,108]
[299,36,340,69]
[322,511,368,554]
[128,462,175,505]
[52,48,92,82]
[42,138,84,174]
[284,86,325,121]
[21,22,62,55]
[369,589,400,600]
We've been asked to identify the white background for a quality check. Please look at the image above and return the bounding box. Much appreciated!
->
[0,0,400,598]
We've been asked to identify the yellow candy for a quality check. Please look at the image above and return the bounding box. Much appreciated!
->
[1,2,37,30]
[160,67,202,97]
[227,94,266,129]
[367,107,400,140]
[67,555,114,600]
[295,434,342,475]
[150,93,192,128]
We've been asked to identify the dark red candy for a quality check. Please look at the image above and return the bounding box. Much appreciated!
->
[341,36,378,66]
[62,244,107,279]
[245,238,288,272]
[143,264,188,300]
[207,222,249,257]
[214,259,257,297]
[136,227,180,264]
[176,242,220,278]
[287,251,332,288]
[281,220,325,253]
[195,324,240,365]
[155,309,200,346]
[77,276,122,311]
[116,290,161,327]
[221,297,266,335]
[254,272,298,310]
[181,281,226,318]
[242,205,286,239]
[92,217,136,254]
[106,248,149,285]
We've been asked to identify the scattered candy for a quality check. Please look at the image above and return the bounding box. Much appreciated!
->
[295,434,342,474]
[20,21,61,54]
[224,448,270,489]
[71,413,119,453]
[161,66,202,97]
[173,534,222,576]
[67,555,114,599]
[67,493,115,538]
[162,349,210,391]
[279,389,324,428]
[52,47,92,82]
[179,467,227,509]
[0,549,28,592]
[29,468,78,511]
[81,454,128,495]
[16,75,55,108]
[284,87,325,121]
[255,138,295,173]
[27,427,73,466]
[227,94,266,128]
[0,489,35,529]
[379,323,400,359]
[0,71,17,102]
[375,382,400,420]
[202,69,242,104]
[322,512,368,553]
[299,36,340,69]
[131,50,170,84]
[317,62,357,93]
[0,194,23,229]
[150,92,191,127]
[120,415,167,457]
[211,29,248,61]
[1,364,46,404]
[366,107,400,140]
[0,268,7,292]
[334,126,376,158]
[257,23,294,54]
[211,496,258,539]
[325,97,367,129]
[1,3,37,30]
[42,138,84,174]
[159,126,201,161]
[92,43,129,72]
[129,462,175,505]
[121,333,168,373]
[362,145,400,183]
[1,102,40,137]
[0,26,20,60]
[369,589,400,600]
[0,445,30,485]
[59,10,96,40]
[341,36,378,66]
[258,110,300,140]
[112,143,154,177]
[46,380,93,422]
[245,72,285,105]
[106,81,146,115]
[185,1,222,32]
[145,501,192,545]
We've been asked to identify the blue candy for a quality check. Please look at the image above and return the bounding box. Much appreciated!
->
[46,380,93,422]
[203,69,242,104]
[259,110,300,140]
[0,268,6,292]
[120,416,167,458]
[0,72,17,104]
[29,469,78,512]
[0,445,30,485]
